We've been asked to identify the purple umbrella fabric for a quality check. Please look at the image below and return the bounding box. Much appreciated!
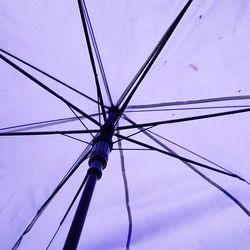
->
[1,0,250,249]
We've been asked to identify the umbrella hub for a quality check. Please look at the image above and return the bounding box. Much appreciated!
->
[88,122,114,179]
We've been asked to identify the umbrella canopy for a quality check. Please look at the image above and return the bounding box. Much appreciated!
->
[1,0,250,249]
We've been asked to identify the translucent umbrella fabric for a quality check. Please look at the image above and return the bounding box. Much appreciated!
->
[1,0,250,249]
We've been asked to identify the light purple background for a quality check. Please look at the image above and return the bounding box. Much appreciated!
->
[1,0,250,249]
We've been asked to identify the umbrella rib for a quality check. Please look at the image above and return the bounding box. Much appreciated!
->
[113,124,155,145]
[148,130,236,176]
[116,122,250,218]
[81,0,113,106]
[0,48,102,107]
[124,105,250,113]
[113,148,152,151]
[0,53,100,126]
[117,107,250,130]
[0,129,99,136]
[97,98,101,124]
[63,134,92,145]
[0,113,100,133]
[12,146,91,249]
[119,116,250,184]
[68,105,95,138]
[77,0,107,122]
[183,163,250,217]
[45,172,89,250]
[118,116,236,178]
[116,0,193,113]
[117,131,133,250]
[140,132,250,217]
[132,130,250,217]
[121,115,239,176]
[0,117,78,132]
[115,134,245,181]
[127,95,250,109]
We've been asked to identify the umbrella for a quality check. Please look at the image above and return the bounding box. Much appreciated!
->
[1,0,250,249]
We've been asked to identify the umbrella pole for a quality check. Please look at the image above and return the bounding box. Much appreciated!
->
[62,166,101,250]
[63,123,114,250]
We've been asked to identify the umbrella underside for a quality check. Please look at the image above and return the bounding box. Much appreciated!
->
[1,0,250,249]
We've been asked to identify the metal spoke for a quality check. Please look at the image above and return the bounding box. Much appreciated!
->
[127,95,250,109]
[0,53,100,126]
[113,148,152,151]
[121,115,250,185]
[68,106,95,138]
[116,0,193,115]
[12,145,91,249]
[0,113,100,133]
[0,48,102,107]
[0,117,77,132]
[115,133,245,181]
[117,130,132,250]
[123,120,250,217]
[117,107,250,131]
[81,0,113,106]
[147,130,236,176]
[0,129,99,136]
[63,134,92,145]
[77,0,107,122]
[122,115,237,176]
[45,172,89,250]
[124,105,250,113]
[113,125,154,144]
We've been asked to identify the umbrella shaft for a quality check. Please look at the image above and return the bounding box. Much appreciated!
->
[63,172,98,250]
[63,119,115,249]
